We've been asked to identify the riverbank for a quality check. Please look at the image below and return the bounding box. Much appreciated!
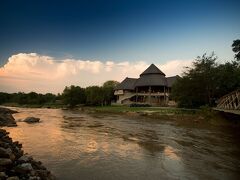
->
[0,107,56,180]
[82,106,239,127]
[2,104,238,127]
[1,103,64,109]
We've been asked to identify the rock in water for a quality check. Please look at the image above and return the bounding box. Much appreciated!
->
[14,163,33,173]
[0,158,12,166]
[0,109,17,127]
[0,128,56,179]
[17,154,32,163]
[0,147,15,161]
[0,107,18,115]
[23,117,40,123]
[0,147,11,158]
[6,176,20,180]
[0,171,7,178]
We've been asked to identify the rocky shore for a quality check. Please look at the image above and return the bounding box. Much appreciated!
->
[0,107,18,127]
[0,107,56,180]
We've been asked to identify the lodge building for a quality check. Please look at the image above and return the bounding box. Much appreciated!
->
[114,64,178,106]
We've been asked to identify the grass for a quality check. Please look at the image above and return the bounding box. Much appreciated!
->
[87,105,198,115]
[86,105,234,126]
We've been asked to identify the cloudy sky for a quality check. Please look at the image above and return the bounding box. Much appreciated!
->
[0,0,239,93]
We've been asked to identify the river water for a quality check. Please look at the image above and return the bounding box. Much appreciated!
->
[4,107,240,180]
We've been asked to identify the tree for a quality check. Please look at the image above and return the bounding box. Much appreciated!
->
[42,93,57,104]
[171,53,218,108]
[171,52,240,108]
[13,92,28,105]
[27,92,39,104]
[0,92,9,104]
[232,39,240,61]
[85,86,104,105]
[214,61,240,98]
[103,80,119,88]
[102,80,119,105]
[62,85,86,108]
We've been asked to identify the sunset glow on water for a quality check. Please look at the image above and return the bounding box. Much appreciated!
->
[4,107,240,180]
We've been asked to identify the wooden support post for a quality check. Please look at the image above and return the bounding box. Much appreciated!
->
[136,87,138,103]
[149,86,151,104]
[164,86,166,105]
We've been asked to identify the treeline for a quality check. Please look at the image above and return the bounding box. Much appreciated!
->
[0,92,58,105]
[62,81,119,107]
[171,39,240,108]
[0,80,119,107]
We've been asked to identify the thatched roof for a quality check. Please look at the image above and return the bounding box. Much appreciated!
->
[115,77,137,90]
[115,64,178,90]
[135,74,167,87]
[140,64,165,76]
[135,64,167,87]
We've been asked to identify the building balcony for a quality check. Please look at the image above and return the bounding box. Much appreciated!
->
[114,90,169,96]
[114,90,124,95]
[137,92,169,96]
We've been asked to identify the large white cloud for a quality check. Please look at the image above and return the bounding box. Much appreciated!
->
[0,53,192,93]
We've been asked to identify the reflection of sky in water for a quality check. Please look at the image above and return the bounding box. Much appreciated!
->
[4,107,240,180]
[164,146,180,161]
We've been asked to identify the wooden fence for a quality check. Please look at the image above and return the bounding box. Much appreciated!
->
[217,89,240,110]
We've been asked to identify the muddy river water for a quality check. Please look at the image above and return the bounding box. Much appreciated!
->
[4,107,240,179]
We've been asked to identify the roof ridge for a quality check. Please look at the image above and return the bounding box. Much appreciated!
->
[140,64,165,76]
[166,75,179,78]
[126,77,138,79]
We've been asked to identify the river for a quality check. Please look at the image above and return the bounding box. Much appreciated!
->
[4,107,240,180]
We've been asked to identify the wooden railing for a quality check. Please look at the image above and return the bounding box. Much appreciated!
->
[137,92,169,96]
[217,89,240,110]
[116,93,136,104]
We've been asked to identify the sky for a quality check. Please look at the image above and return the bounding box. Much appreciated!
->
[0,0,239,93]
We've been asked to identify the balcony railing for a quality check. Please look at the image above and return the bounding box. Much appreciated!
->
[114,91,169,96]
[114,90,124,95]
[137,92,169,96]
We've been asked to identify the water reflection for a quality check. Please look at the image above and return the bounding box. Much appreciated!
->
[164,146,180,160]
[86,139,98,153]
[3,107,240,180]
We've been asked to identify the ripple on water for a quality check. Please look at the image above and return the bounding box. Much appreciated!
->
[3,107,240,180]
